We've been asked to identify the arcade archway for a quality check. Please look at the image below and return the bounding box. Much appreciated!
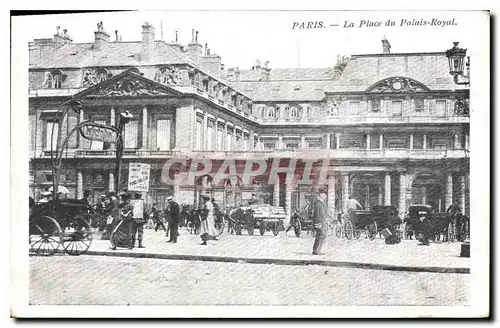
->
[411,172,443,212]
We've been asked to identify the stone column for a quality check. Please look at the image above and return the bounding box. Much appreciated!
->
[110,107,116,149]
[384,173,391,206]
[327,175,336,211]
[399,172,406,214]
[445,173,453,210]
[224,124,228,151]
[366,133,371,150]
[278,135,283,150]
[273,175,280,206]
[285,182,292,220]
[341,173,349,213]
[325,134,331,149]
[249,130,254,150]
[141,106,148,149]
[35,113,43,156]
[423,134,427,150]
[379,134,384,150]
[233,128,237,151]
[458,175,466,214]
[336,133,341,149]
[378,184,383,205]
[109,172,115,192]
[465,134,469,151]
[203,113,208,150]
[454,134,460,149]
[422,186,427,205]
[76,170,83,199]
[409,134,414,150]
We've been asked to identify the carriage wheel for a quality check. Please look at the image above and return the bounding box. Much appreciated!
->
[272,222,280,236]
[247,225,255,235]
[259,224,266,236]
[447,223,456,243]
[62,218,93,256]
[334,222,343,239]
[29,215,63,256]
[343,221,353,240]
[215,221,225,236]
[234,223,242,235]
[294,220,302,238]
[367,221,378,241]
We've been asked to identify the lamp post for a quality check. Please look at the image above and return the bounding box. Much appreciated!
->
[49,98,83,206]
[445,42,470,86]
[115,111,133,193]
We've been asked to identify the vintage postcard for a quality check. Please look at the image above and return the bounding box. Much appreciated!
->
[10,9,490,318]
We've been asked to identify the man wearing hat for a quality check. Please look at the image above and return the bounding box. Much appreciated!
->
[312,188,329,255]
[166,196,180,243]
[130,192,147,248]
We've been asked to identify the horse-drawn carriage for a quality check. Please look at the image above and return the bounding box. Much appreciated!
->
[289,203,340,238]
[225,204,286,236]
[29,199,94,256]
[181,204,225,236]
[342,205,400,240]
[404,205,458,243]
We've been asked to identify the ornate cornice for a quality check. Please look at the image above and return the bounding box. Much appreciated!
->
[366,77,430,93]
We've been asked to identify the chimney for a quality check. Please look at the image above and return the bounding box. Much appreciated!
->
[260,60,271,81]
[201,52,221,78]
[141,22,155,62]
[94,22,110,50]
[382,36,391,54]
[187,29,203,65]
[53,26,72,45]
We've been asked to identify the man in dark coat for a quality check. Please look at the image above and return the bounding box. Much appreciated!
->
[312,188,329,255]
[166,196,180,243]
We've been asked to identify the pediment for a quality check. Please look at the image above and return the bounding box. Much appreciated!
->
[365,77,430,93]
[75,68,183,98]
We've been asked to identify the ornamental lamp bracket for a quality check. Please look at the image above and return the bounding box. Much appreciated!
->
[445,42,470,86]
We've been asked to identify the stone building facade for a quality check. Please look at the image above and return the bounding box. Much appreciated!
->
[29,23,470,217]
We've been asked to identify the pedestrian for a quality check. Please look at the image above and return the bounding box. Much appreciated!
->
[200,194,217,245]
[130,192,147,248]
[152,204,167,232]
[312,188,328,255]
[416,211,432,246]
[166,196,180,243]
[110,193,135,250]
[80,189,93,206]
[346,196,363,212]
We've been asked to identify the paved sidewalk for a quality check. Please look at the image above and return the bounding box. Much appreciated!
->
[80,227,470,274]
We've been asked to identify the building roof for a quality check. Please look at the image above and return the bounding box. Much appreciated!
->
[29,40,194,69]
[238,67,337,81]
[325,52,468,92]
[236,80,331,102]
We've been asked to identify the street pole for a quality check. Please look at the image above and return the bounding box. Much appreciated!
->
[115,111,133,194]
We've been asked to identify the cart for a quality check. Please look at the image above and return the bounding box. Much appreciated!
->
[250,204,286,236]
[342,206,399,241]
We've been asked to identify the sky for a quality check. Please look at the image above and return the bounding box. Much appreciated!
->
[16,10,485,69]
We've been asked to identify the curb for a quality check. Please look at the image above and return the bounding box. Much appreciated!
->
[78,249,470,274]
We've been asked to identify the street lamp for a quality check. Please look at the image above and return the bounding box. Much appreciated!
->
[445,42,470,86]
[115,110,133,193]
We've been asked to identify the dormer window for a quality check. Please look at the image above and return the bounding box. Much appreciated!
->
[267,107,276,118]
[44,69,65,89]
[290,106,298,118]
[97,68,112,83]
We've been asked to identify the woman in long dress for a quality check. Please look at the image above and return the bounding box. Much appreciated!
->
[110,193,135,250]
[200,194,218,245]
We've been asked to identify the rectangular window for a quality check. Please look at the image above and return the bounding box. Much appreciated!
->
[235,133,241,151]
[307,141,323,149]
[431,138,449,149]
[195,120,202,150]
[391,101,403,116]
[46,121,58,150]
[349,101,360,115]
[217,129,223,151]
[90,120,107,150]
[264,142,276,150]
[156,119,171,150]
[436,100,447,116]
[124,120,139,149]
[226,132,232,151]
[285,142,299,150]
[387,138,407,149]
[207,124,214,151]
[414,99,424,112]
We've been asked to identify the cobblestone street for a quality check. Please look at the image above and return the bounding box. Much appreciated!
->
[30,255,469,306]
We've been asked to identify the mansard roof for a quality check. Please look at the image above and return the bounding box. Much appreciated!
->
[236,80,332,102]
[238,67,337,81]
[29,40,194,69]
[325,52,468,93]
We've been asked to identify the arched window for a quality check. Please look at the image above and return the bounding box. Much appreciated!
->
[97,68,112,83]
[44,70,65,89]
[313,105,321,117]
[267,106,276,118]
[290,106,298,118]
